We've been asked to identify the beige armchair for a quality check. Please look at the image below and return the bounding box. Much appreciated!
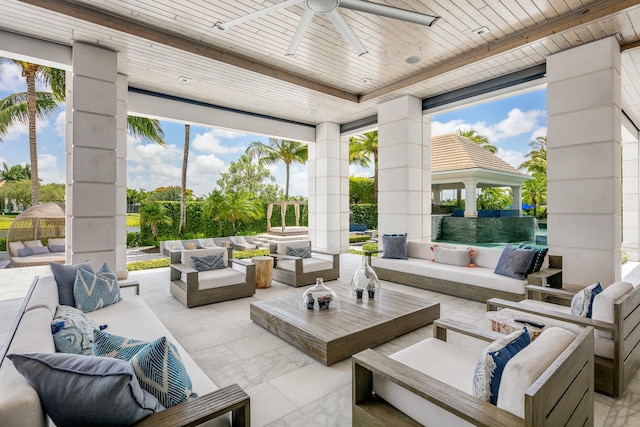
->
[268,240,339,287]
[353,318,594,427]
[487,282,640,397]
[170,247,255,308]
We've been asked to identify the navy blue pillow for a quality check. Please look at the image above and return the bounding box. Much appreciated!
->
[50,261,95,307]
[519,245,549,275]
[494,245,535,280]
[488,328,531,404]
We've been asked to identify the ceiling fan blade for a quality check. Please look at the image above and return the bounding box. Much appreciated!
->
[340,0,440,27]
[326,9,368,56]
[215,0,304,31]
[286,9,316,57]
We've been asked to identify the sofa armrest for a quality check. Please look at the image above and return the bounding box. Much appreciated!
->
[171,263,197,274]
[119,280,139,295]
[134,383,250,427]
[232,259,253,267]
[486,298,616,334]
[352,349,521,427]
[433,318,504,343]
[526,285,575,301]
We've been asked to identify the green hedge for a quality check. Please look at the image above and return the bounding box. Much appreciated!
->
[349,204,377,229]
[0,237,5,252]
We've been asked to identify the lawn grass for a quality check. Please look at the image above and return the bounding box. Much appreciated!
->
[127,258,170,270]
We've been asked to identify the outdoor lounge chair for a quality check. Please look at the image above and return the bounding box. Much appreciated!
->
[352,318,595,427]
[268,240,339,287]
[228,236,257,251]
[487,283,640,397]
[170,247,256,308]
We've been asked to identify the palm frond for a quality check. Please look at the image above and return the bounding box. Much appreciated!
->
[127,116,166,145]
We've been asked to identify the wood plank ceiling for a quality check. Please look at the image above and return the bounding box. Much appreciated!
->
[3,0,640,128]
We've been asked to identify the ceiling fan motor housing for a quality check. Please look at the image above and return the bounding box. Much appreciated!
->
[306,0,340,13]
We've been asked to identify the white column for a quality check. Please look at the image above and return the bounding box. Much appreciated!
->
[547,36,622,286]
[67,42,119,270]
[378,95,429,241]
[622,120,640,262]
[511,186,523,216]
[308,122,348,253]
[464,181,478,218]
[115,74,128,278]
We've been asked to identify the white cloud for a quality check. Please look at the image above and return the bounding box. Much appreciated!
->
[185,153,227,196]
[349,164,374,178]
[288,165,308,197]
[191,129,246,155]
[38,153,65,183]
[0,116,51,141]
[496,148,526,170]
[531,126,547,140]
[54,111,66,137]
[0,63,24,93]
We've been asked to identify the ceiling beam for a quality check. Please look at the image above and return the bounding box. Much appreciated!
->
[359,0,640,103]
[18,0,359,103]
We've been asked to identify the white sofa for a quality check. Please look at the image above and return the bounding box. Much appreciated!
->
[8,238,65,267]
[0,275,249,426]
[369,241,544,302]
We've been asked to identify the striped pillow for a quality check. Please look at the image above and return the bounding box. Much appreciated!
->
[191,254,226,271]
[287,246,311,258]
[92,329,150,360]
[73,262,121,313]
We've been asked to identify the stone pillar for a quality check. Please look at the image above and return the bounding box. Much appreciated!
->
[378,95,430,241]
[547,36,622,286]
[463,181,478,218]
[115,74,128,278]
[622,123,640,262]
[511,185,523,216]
[308,122,349,253]
[66,42,119,270]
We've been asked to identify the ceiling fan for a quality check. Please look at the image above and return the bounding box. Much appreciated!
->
[214,0,440,57]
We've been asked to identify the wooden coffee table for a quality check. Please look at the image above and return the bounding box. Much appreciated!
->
[250,287,440,365]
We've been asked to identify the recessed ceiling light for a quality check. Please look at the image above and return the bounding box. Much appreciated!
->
[177,76,191,83]
[472,26,490,36]
[360,77,373,84]
[406,56,421,64]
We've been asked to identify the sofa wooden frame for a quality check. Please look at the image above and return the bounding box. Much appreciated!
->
[352,318,594,427]
[0,277,251,427]
[487,284,640,397]
[268,242,339,287]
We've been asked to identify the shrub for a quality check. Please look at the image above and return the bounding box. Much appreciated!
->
[0,237,5,251]
[349,204,377,229]
[349,235,371,244]
[362,243,378,255]
[127,258,170,271]
[349,177,374,204]
[233,249,269,259]
[127,232,140,248]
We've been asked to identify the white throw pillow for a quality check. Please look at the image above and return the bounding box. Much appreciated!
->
[24,239,44,249]
[164,240,184,251]
[570,282,602,318]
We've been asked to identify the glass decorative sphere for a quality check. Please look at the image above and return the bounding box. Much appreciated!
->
[350,255,381,302]
[301,278,340,311]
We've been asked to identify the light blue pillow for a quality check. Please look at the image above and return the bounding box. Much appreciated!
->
[17,247,33,257]
[51,305,99,355]
[93,329,150,360]
[191,254,226,272]
[473,328,530,404]
[50,244,65,253]
[74,262,121,313]
[31,246,50,254]
[50,261,95,307]
[494,245,535,280]
[8,352,163,426]
[381,234,408,260]
[130,336,197,408]
[287,246,311,258]
[571,282,603,318]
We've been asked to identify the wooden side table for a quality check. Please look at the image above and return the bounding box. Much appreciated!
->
[252,256,274,289]
[485,310,545,341]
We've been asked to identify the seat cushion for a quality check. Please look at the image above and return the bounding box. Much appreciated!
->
[277,258,333,273]
[196,268,246,290]
[592,281,634,339]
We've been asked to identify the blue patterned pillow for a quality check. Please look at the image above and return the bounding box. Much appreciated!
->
[494,245,535,280]
[191,254,226,272]
[130,336,197,408]
[287,246,311,258]
[518,245,549,275]
[8,352,163,426]
[74,262,121,313]
[473,328,530,405]
[51,305,99,355]
[571,282,603,318]
[93,329,150,360]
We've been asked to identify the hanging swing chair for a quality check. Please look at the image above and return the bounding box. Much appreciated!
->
[6,202,66,267]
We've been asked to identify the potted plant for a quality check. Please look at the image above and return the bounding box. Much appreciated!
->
[367,280,376,299]
[306,294,315,309]
[317,294,332,310]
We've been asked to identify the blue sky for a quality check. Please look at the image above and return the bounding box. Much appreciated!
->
[0,62,546,198]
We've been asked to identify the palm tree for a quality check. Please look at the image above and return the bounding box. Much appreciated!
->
[139,202,172,240]
[0,58,65,204]
[179,124,190,236]
[519,136,547,175]
[1,162,31,181]
[456,128,497,153]
[203,190,264,235]
[349,131,378,203]
[245,138,307,199]
[0,58,166,205]
[522,173,547,218]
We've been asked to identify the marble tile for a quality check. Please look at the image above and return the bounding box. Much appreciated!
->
[225,330,289,359]
[246,382,298,427]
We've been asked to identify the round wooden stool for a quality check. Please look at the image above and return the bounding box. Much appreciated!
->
[252,256,274,289]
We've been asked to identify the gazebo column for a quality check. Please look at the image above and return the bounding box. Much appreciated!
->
[378,95,430,241]
[66,42,119,270]
[308,122,349,253]
[547,36,622,286]
[463,180,478,217]
[511,185,523,216]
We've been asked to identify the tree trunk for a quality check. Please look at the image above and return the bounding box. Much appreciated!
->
[285,162,290,200]
[179,124,190,236]
[25,65,40,205]
[373,149,378,204]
